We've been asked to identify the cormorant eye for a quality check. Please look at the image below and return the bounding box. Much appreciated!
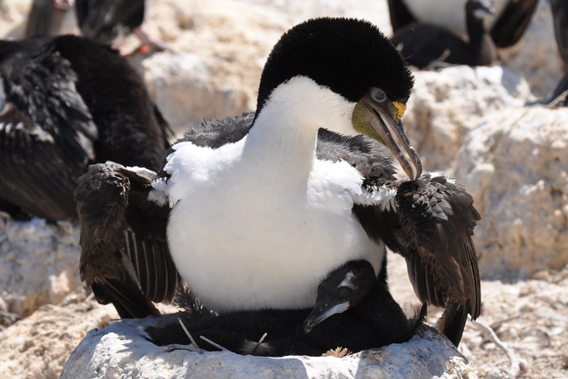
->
[371,88,387,103]
[338,287,349,297]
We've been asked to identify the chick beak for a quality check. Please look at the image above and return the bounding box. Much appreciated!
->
[352,93,423,181]
[303,302,350,334]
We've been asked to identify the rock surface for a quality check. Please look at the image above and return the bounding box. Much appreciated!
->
[0,289,118,379]
[453,106,568,280]
[405,65,533,171]
[0,215,81,321]
[59,318,475,379]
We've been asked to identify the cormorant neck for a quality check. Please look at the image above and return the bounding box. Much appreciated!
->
[467,11,496,65]
[245,76,357,178]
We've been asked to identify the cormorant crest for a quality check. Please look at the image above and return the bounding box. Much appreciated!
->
[256,18,414,115]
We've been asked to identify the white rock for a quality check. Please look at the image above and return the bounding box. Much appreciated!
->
[454,106,568,279]
[60,317,477,379]
[143,52,251,134]
[404,64,534,171]
[0,289,118,379]
[0,216,81,319]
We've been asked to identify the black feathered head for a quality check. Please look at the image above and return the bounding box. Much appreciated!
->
[256,18,414,112]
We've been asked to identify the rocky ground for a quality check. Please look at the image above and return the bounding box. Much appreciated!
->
[0,0,567,378]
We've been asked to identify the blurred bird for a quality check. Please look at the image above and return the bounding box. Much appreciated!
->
[0,34,171,221]
[547,0,568,106]
[391,0,497,68]
[75,0,169,50]
[25,0,169,51]
[388,0,538,49]
[25,0,73,38]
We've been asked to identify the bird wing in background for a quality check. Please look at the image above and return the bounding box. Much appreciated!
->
[387,0,418,33]
[0,42,97,220]
[0,103,88,220]
[352,173,481,346]
[490,0,538,48]
[75,162,179,318]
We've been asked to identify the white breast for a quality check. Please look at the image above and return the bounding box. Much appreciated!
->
[162,138,385,312]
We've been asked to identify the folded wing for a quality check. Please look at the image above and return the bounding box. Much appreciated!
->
[75,162,179,318]
[353,174,481,346]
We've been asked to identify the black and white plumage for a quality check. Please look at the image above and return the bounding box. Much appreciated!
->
[75,0,145,44]
[388,0,537,49]
[75,0,168,50]
[391,0,498,69]
[0,35,170,221]
[145,260,426,356]
[75,18,480,346]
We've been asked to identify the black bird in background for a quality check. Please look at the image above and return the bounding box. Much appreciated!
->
[0,34,171,221]
[388,0,538,50]
[25,0,168,50]
[75,0,169,50]
[25,0,72,38]
[547,0,568,106]
[391,0,498,69]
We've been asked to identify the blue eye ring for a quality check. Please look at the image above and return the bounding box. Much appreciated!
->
[371,87,387,103]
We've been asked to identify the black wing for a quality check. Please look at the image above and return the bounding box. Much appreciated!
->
[353,174,481,346]
[388,0,417,32]
[75,162,179,318]
[0,103,90,220]
[490,0,538,48]
[551,0,568,64]
[0,39,97,221]
[0,37,98,155]
[51,35,172,171]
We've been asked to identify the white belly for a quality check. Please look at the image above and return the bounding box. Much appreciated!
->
[163,142,385,312]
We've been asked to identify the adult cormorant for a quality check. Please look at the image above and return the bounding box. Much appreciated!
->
[75,18,480,346]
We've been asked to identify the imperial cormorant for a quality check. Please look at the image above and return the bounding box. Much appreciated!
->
[75,18,480,346]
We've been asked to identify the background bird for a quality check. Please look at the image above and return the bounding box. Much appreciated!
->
[0,34,171,222]
[390,0,497,69]
[547,0,568,106]
[388,0,538,50]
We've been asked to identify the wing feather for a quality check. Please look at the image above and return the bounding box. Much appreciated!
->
[490,0,538,48]
[0,103,88,220]
[353,173,480,346]
[75,162,179,318]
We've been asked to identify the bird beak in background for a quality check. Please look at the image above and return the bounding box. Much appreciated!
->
[352,92,423,181]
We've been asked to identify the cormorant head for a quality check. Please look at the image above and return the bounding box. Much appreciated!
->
[255,17,422,180]
[303,260,376,333]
